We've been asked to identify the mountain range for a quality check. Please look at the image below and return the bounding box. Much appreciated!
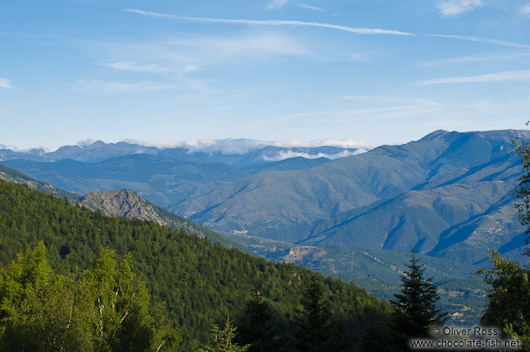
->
[1,130,527,267]
[0,163,488,324]
[2,129,529,325]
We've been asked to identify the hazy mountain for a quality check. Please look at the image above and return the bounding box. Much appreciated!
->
[0,139,362,167]
[172,130,528,264]
[2,130,527,266]
[293,156,523,264]
[0,154,247,207]
[0,164,81,201]
[80,189,247,250]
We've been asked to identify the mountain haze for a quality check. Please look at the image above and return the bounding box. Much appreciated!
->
[175,130,526,262]
[1,130,527,266]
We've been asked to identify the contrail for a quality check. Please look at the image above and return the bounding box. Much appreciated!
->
[123,8,414,36]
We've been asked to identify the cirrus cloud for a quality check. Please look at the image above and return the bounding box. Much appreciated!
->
[0,77,16,89]
[69,80,180,95]
[123,9,414,36]
[266,0,289,10]
[416,69,530,85]
[437,0,483,17]
[521,4,530,16]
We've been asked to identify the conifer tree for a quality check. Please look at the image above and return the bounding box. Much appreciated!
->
[200,317,250,352]
[236,291,285,352]
[293,276,333,352]
[389,253,447,351]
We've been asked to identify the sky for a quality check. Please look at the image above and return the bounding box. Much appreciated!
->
[1,0,530,150]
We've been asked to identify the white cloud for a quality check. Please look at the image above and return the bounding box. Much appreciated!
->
[271,139,377,149]
[416,70,530,85]
[105,62,199,75]
[123,9,414,36]
[298,4,323,11]
[521,4,530,16]
[437,0,483,17]
[419,52,530,67]
[430,34,530,48]
[340,95,442,106]
[261,149,366,161]
[267,0,289,10]
[0,77,16,89]
[349,51,373,62]
[101,32,307,76]
[128,138,376,154]
[70,80,180,95]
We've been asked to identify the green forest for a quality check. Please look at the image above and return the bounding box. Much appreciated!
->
[0,179,392,350]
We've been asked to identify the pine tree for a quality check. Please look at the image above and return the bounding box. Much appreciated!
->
[293,276,333,352]
[236,291,285,352]
[200,317,250,352]
[389,253,447,351]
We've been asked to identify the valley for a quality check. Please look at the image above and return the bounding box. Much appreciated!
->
[2,129,525,326]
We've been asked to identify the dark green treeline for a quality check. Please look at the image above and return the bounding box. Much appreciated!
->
[0,179,391,350]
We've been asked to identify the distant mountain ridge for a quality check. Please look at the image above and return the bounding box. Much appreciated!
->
[0,139,364,166]
[173,130,528,264]
[1,130,528,266]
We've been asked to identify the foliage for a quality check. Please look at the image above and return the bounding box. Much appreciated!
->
[292,276,354,351]
[0,179,392,350]
[293,276,332,352]
[480,251,530,350]
[389,253,447,351]
[236,291,285,352]
[0,242,177,352]
[199,318,250,352]
[512,132,530,252]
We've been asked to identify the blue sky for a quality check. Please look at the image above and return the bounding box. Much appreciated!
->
[1,0,530,149]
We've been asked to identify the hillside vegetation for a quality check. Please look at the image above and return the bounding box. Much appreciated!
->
[0,179,391,350]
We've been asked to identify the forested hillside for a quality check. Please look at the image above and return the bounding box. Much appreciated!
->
[0,179,391,350]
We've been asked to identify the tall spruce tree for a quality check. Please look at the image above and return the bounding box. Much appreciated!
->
[293,276,333,352]
[390,253,447,351]
[236,291,285,352]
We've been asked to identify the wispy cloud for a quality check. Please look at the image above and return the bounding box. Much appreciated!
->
[420,52,530,67]
[69,80,180,95]
[335,95,447,121]
[298,4,323,11]
[123,9,414,36]
[267,0,289,10]
[416,70,530,85]
[521,4,530,16]
[0,77,16,89]
[101,32,307,76]
[105,62,199,75]
[340,95,442,106]
[349,51,373,62]
[429,34,530,48]
[437,0,483,17]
